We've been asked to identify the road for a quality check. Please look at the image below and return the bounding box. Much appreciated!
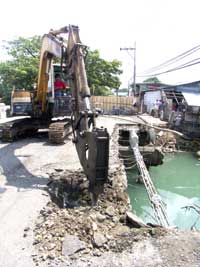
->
[0,131,81,267]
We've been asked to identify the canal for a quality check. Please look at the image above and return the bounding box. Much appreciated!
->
[127,152,200,229]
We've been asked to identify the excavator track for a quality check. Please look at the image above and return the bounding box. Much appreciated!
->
[1,122,16,142]
[48,121,72,144]
[1,118,39,142]
[1,118,71,144]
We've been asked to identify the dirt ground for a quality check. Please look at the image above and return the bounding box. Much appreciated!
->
[0,115,200,267]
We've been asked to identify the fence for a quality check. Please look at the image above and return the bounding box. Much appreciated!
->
[90,96,136,115]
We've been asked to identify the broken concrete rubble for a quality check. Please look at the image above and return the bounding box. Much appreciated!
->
[126,211,148,228]
[92,232,107,248]
[32,163,136,263]
[62,234,86,256]
[105,206,115,217]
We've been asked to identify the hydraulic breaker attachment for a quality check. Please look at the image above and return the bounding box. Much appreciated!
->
[72,118,109,205]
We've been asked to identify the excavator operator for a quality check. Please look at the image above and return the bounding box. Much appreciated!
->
[54,74,67,97]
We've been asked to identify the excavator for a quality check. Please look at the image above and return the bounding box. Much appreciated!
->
[1,25,109,203]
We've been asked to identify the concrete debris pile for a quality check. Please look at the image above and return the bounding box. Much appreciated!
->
[155,130,200,153]
[156,131,177,153]
[30,169,160,266]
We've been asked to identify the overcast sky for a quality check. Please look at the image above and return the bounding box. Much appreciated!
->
[1,0,200,88]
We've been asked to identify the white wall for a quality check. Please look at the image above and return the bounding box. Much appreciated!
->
[144,91,161,113]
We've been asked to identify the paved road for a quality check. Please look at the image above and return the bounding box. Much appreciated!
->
[0,132,81,267]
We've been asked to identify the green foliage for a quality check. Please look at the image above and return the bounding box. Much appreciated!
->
[0,37,122,104]
[143,77,161,84]
[0,36,41,103]
[85,49,122,95]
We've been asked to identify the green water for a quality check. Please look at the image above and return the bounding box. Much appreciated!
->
[127,152,200,229]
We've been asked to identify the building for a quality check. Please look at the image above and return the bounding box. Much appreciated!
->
[141,81,200,138]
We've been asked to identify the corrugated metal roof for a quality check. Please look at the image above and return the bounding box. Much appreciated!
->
[177,85,200,93]
[182,92,200,107]
[162,80,200,93]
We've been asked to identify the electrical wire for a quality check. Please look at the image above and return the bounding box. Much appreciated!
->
[126,50,134,60]
[139,44,200,74]
[137,58,200,77]
[138,44,200,75]
[175,57,200,67]
[142,48,200,74]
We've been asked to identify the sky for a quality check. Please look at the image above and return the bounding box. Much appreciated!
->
[1,0,200,88]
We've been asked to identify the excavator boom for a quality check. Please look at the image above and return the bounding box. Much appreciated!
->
[65,25,109,203]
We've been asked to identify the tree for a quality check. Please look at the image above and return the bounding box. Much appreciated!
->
[0,37,122,104]
[0,36,41,103]
[85,49,122,95]
[143,77,161,84]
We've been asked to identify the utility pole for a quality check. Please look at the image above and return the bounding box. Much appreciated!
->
[133,42,136,95]
[127,80,130,96]
[120,43,136,95]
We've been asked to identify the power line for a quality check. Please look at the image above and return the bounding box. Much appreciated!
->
[137,58,200,77]
[139,44,200,75]
[126,50,134,60]
[143,47,200,74]
[175,57,200,68]
[140,44,200,74]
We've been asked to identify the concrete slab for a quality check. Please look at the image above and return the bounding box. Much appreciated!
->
[138,114,168,128]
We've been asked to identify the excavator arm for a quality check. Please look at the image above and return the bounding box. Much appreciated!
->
[67,25,109,204]
[35,33,63,113]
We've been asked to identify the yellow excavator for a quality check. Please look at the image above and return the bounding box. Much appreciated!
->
[2,25,109,203]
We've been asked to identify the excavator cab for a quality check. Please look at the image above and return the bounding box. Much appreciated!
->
[47,64,71,118]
